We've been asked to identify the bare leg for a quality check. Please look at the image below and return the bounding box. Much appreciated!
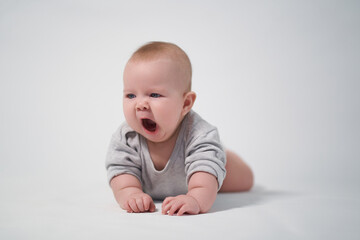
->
[219,150,254,192]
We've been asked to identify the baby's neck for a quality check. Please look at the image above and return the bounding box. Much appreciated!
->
[146,126,181,171]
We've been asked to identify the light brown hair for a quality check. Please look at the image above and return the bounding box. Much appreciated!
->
[128,41,192,91]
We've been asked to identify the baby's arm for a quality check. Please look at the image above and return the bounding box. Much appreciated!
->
[162,171,218,215]
[110,174,155,213]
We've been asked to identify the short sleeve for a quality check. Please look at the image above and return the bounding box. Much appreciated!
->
[105,125,142,185]
[184,128,226,191]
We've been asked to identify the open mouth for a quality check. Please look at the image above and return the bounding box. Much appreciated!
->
[141,119,157,132]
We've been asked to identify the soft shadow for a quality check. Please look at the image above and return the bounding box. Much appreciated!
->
[209,184,296,213]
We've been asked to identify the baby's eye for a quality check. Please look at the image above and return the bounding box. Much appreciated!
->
[126,94,136,99]
[150,93,161,98]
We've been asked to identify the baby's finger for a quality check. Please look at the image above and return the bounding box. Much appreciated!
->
[177,205,188,216]
[136,198,145,212]
[124,202,132,213]
[149,200,156,212]
[168,201,183,216]
[163,196,175,206]
[143,196,151,211]
[162,200,174,214]
[128,198,139,213]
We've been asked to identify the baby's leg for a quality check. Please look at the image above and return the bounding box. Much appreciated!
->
[219,150,254,192]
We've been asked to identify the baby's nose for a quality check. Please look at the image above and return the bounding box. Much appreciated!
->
[136,101,149,111]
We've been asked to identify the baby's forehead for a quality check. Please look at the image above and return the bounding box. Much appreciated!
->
[125,58,190,92]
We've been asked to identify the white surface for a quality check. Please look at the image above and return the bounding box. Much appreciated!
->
[1,179,359,239]
[1,1,359,239]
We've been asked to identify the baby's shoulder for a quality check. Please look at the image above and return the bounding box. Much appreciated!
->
[111,122,140,150]
[185,111,218,140]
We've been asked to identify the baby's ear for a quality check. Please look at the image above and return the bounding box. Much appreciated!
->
[182,91,196,116]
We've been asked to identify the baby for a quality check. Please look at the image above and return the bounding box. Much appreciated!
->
[105,41,253,215]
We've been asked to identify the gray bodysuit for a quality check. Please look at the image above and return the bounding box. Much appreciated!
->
[105,110,226,200]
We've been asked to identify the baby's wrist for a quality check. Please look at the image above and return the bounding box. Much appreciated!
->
[186,193,200,206]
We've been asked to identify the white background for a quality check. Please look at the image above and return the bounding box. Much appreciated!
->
[1,0,359,239]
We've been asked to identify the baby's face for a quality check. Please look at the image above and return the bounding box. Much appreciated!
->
[123,58,188,143]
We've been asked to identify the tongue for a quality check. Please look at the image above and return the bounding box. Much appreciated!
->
[142,119,157,132]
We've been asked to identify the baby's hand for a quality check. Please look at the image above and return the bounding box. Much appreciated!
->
[123,192,156,213]
[161,195,200,216]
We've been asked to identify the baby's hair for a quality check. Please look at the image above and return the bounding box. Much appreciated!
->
[129,41,192,91]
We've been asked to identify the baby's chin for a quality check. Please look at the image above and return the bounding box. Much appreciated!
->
[142,134,167,144]
[141,128,178,144]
